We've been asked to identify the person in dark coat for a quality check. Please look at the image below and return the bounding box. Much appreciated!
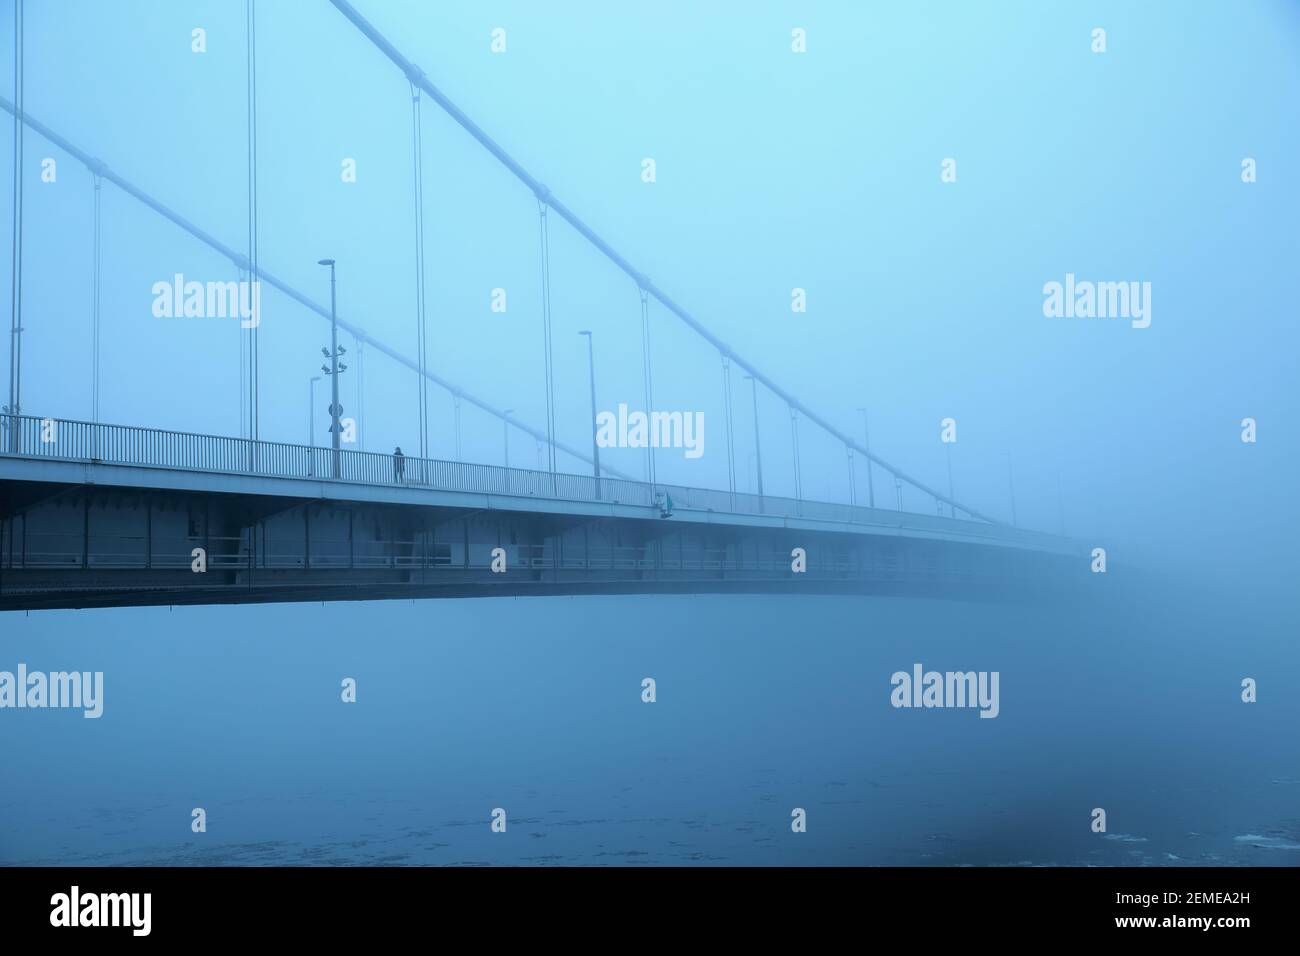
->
[393,446,405,482]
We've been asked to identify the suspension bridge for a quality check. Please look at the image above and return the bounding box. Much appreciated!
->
[0,0,1083,611]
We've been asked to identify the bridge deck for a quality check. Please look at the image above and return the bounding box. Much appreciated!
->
[0,415,1082,611]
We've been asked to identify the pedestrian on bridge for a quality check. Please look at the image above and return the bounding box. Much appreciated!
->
[393,446,405,483]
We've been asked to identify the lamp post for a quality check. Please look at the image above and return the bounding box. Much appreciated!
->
[744,375,764,498]
[317,259,347,478]
[578,331,600,480]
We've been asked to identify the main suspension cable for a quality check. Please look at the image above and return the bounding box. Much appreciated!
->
[323,0,1003,523]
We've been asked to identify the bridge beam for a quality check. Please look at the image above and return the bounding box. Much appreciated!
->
[0,477,1078,612]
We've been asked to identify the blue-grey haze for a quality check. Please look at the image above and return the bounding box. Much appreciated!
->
[1,1,1297,865]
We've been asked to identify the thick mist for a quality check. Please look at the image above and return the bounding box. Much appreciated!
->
[1,1,1297,867]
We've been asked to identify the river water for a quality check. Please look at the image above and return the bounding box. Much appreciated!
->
[2,579,1298,866]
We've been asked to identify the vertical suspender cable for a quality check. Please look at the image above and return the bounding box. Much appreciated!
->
[847,446,856,506]
[355,337,364,451]
[238,266,247,437]
[8,0,24,434]
[91,171,101,424]
[409,81,430,464]
[945,443,955,518]
[536,200,557,477]
[245,0,259,458]
[639,286,656,489]
[454,394,462,460]
[1006,456,1017,527]
[245,0,259,586]
[859,408,876,508]
[790,406,802,502]
[747,375,764,499]
[720,353,736,499]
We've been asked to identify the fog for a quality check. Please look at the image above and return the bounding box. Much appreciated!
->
[2,1,1298,867]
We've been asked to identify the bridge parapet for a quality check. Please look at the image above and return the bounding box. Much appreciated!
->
[0,414,1068,551]
[0,414,1083,610]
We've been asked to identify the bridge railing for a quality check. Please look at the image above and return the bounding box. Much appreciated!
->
[0,413,1064,549]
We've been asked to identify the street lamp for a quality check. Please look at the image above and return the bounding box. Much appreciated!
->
[318,259,347,478]
[577,331,600,481]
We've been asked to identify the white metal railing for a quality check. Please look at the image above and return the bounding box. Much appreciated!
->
[0,413,1063,550]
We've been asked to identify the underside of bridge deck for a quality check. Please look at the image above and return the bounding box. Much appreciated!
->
[0,480,1081,612]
